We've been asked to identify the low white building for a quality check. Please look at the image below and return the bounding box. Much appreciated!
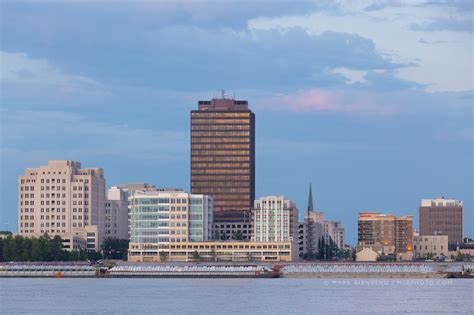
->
[356,247,379,262]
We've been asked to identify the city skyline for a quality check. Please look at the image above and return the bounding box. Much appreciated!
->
[1,1,472,245]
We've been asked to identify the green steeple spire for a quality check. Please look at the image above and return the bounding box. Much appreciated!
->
[307,182,314,213]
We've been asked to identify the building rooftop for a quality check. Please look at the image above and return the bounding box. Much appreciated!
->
[197,98,249,111]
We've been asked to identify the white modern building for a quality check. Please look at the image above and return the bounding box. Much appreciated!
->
[129,190,213,249]
[118,183,184,239]
[18,160,105,250]
[253,196,298,243]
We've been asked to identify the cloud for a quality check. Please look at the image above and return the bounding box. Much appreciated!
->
[423,0,474,13]
[0,51,104,102]
[354,70,426,91]
[1,27,404,95]
[418,38,447,44]
[255,85,472,119]
[434,128,474,142]
[1,0,321,33]
[257,89,397,116]
[410,18,473,33]
[1,109,188,162]
[363,0,474,13]
[333,68,368,83]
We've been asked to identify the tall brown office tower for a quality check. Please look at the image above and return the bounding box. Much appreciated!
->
[419,197,463,248]
[190,95,255,239]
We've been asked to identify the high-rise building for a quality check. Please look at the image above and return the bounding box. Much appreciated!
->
[324,220,345,250]
[357,212,413,260]
[104,186,129,240]
[419,197,463,248]
[302,184,324,256]
[190,96,255,224]
[18,160,105,249]
[253,196,298,243]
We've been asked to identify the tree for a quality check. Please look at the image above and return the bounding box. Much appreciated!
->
[87,250,103,261]
[3,236,17,261]
[102,237,129,260]
[220,231,228,241]
[192,251,201,262]
[210,249,217,262]
[233,231,244,241]
[246,251,254,262]
[48,235,64,261]
[31,238,43,261]
[159,251,169,262]
[0,234,89,262]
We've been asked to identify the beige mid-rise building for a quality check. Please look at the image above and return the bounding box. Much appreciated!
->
[413,235,449,259]
[18,160,106,248]
[104,186,129,240]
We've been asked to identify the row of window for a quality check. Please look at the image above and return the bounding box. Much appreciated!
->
[19,186,35,191]
[191,125,251,131]
[191,162,251,168]
[192,181,250,188]
[192,156,251,162]
[192,143,251,150]
[132,198,188,205]
[191,119,251,124]
[191,112,251,118]
[191,131,251,137]
[191,137,250,143]
[191,169,251,175]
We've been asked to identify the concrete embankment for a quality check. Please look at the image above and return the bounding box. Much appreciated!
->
[282,272,447,279]
[1,262,472,279]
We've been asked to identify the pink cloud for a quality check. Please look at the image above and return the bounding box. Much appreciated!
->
[259,89,398,117]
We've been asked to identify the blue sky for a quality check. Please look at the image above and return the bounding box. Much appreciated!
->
[0,0,472,244]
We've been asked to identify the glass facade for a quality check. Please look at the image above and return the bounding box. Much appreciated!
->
[130,191,213,244]
[190,98,255,222]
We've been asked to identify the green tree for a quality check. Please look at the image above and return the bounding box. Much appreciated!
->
[159,251,169,262]
[102,237,129,260]
[3,236,18,261]
[210,249,217,262]
[233,231,244,241]
[48,235,63,261]
[0,239,4,262]
[246,251,254,262]
[87,250,103,261]
[220,231,228,241]
[192,250,201,262]
[31,237,43,261]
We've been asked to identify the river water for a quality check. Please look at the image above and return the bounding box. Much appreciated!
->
[0,278,472,314]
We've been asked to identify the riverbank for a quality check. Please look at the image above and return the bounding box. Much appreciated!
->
[283,272,448,278]
[1,262,473,279]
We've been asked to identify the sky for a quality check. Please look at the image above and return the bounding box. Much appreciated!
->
[0,0,472,245]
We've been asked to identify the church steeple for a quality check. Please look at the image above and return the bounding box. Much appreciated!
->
[307,182,314,213]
